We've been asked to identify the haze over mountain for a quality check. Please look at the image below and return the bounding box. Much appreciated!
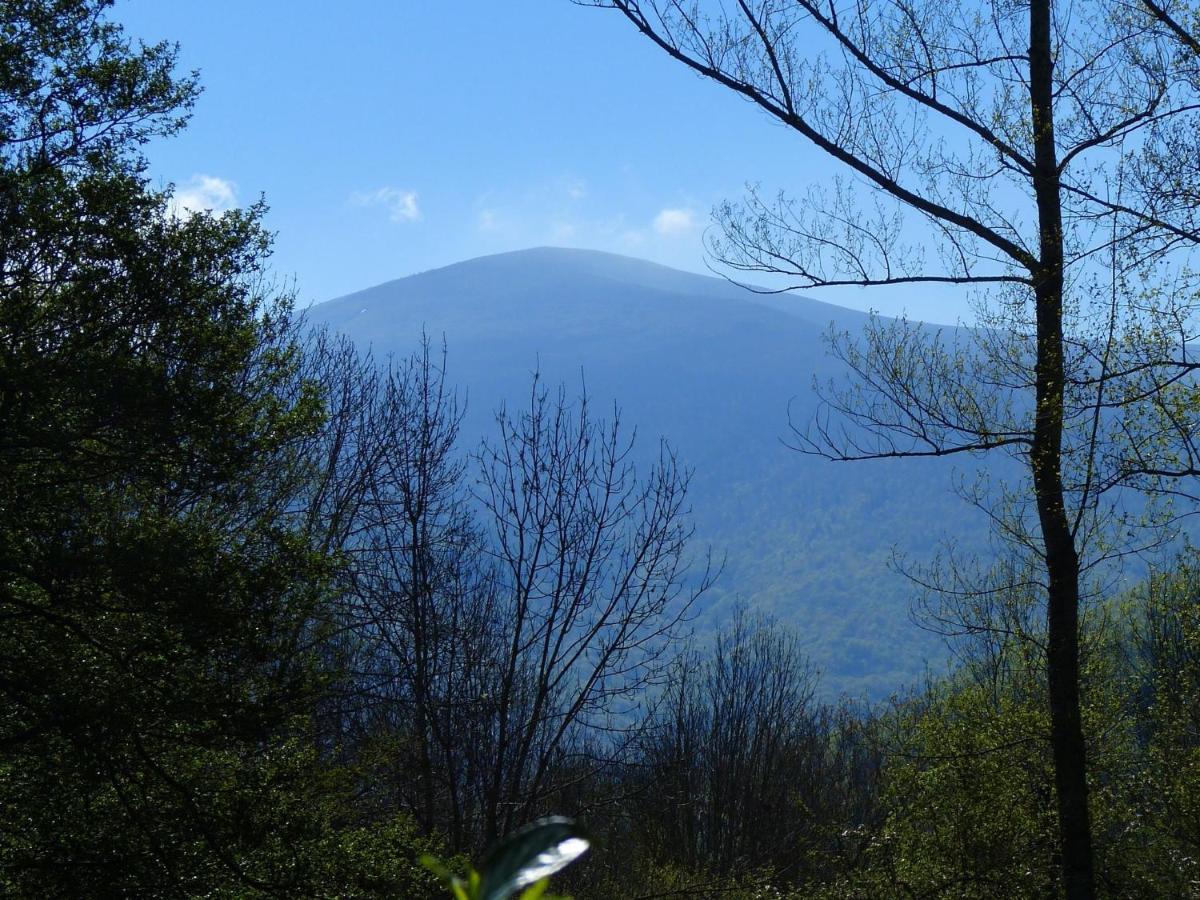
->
[308,247,990,696]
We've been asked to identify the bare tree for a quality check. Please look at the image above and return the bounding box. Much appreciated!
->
[293,332,500,848]
[636,608,880,887]
[296,335,711,852]
[580,2,1200,895]
[472,378,713,844]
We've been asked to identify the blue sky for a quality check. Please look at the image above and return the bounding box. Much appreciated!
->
[116,1,957,321]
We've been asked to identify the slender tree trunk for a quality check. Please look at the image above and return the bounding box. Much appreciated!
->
[1028,2,1096,896]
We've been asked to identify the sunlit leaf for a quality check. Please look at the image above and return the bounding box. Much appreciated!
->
[477,817,589,900]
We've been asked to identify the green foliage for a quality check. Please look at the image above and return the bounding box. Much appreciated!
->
[273,810,451,900]
[1120,558,1200,897]
[805,566,1200,900]
[0,2,348,894]
[852,679,1060,898]
[575,860,800,900]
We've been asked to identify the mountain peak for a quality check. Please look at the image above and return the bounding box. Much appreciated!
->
[305,245,970,697]
[315,246,866,332]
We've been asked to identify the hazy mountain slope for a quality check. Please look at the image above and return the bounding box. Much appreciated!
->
[308,247,989,696]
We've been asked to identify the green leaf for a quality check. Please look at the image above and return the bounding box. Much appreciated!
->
[476,817,589,900]
[419,854,471,900]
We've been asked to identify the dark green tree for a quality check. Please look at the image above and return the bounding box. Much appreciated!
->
[0,2,354,894]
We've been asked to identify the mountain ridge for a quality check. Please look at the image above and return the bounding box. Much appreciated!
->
[314,246,879,331]
[308,246,980,697]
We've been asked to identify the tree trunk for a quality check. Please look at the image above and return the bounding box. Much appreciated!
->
[1028,2,1096,896]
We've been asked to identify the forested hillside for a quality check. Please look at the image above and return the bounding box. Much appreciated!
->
[309,248,996,696]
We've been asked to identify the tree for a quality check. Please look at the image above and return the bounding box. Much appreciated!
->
[0,2,342,892]
[1125,553,1200,894]
[471,379,711,845]
[296,335,712,855]
[301,333,504,850]
[634,608,879,889]
[583,2,1200,896]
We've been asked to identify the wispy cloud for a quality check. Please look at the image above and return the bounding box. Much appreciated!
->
[477,207,501,232]
[550,220,579,241]
[564,178,587,201]
[470,182,707,273]
[170,175,237,217]
[351,187,421,223]
[653,207,697,236]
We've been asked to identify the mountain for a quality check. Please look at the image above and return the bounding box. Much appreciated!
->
[307,247,989,697]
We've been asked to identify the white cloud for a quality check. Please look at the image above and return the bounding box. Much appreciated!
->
[351,187,421,223]
[653,207,697,236]
[469,186,705,263]
[477,208,500,232]
[565,178,587,201]
[550,220,579,241]
[170,175,237,217]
